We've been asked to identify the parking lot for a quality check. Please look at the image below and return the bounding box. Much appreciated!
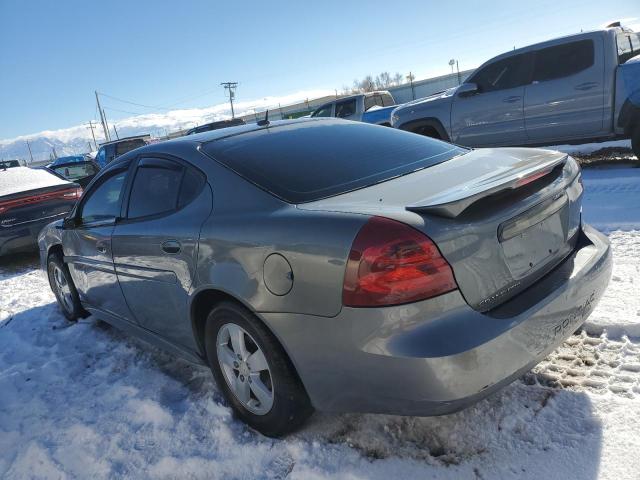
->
[1,161,638,480]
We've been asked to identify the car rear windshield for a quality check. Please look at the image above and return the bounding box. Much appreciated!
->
[201,120,467,203]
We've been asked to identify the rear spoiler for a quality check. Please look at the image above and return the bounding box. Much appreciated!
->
[406,154,568,218]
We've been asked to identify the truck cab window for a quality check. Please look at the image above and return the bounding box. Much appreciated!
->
[469,53,533,93]
[312,104,333,117]
[533,40,594,82]
[335,99,356,118]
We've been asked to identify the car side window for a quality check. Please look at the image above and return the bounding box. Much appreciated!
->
[312,104,333,117]
[335,99,356,118]
[532,40,594,82]
[79,170,128,223]
[469,53,533,93]
[127,159,183,219]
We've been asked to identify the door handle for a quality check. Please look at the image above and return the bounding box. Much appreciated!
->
[502,96,521,103]
[96,242,107,254]
[161,240,181,254]
[575,82,598,91]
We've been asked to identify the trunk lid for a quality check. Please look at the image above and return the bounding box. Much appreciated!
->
[298,148,583,311]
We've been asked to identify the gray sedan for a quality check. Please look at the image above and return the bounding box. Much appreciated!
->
[38,118,611,437]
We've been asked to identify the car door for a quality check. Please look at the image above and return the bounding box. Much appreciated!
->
[111,156,212,348]
[63,165,134,321]
[524,37,606,141]
[450,52,533,147]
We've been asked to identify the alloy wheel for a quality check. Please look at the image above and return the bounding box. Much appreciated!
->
[216,323,274,415]
[53,265,74,314]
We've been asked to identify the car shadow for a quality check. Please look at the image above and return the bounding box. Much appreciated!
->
[0,251,40,280]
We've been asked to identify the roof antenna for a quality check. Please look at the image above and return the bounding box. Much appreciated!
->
[257,109,270,127]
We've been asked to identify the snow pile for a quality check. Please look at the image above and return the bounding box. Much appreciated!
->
[0,169,639,479]
[541,139,632,156]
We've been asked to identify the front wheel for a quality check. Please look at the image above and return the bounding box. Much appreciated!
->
[47,253,85,321]
[205,302,313,437]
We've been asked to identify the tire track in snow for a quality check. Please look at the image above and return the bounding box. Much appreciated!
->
[531,331,640,398]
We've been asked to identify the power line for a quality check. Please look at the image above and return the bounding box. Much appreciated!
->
[97,91,171,111]
[103,106,149,116]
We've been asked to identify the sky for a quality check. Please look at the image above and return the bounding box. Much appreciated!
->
[0,0,638,140]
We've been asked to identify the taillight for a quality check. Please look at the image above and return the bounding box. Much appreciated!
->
[0,187,82,215]
[343,217,458,307]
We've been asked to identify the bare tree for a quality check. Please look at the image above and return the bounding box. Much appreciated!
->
[350,71,405,93]
[380,72,392,88]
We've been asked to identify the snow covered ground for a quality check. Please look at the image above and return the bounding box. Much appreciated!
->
[0,168,639,479]
[542,139,633,156]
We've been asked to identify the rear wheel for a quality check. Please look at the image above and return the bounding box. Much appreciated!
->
[47,253,84,321]
[205,302,313,437]
[632,124,640,160]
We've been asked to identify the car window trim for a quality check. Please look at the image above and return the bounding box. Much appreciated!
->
[75,164,133,226]
[119,153,207,224]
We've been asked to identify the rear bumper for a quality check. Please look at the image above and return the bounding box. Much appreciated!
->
[260,224,612,415]
[0,214,66,257]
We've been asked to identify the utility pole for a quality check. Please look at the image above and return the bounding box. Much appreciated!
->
[95,91,111,141]
[86,121,98,149]
[25,140,34,164]
[456,60,461,85]
[221,82,238,119]
[407,72,416,100]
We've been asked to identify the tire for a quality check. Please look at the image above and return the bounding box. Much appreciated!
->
[204,302,313,437]
[632,124,640,160]
[47,252,85,321]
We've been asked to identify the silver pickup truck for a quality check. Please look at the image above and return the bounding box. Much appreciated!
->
[391,24,640,158]
[311,91,397,126]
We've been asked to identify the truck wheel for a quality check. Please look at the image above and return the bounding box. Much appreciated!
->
[632,124,640,160]
[205,301,313,437]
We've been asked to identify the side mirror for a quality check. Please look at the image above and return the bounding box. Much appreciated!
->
[457,83,479,98]
[62,216,78,230]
